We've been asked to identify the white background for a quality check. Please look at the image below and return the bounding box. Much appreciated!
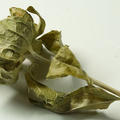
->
[0,0,120,120]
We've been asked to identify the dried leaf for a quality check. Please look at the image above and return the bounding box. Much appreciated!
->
[31,39,42,55]
[0,6,46,83]
[27,6,46,36]
[40,30,63,54]
[27,44,53,82]
[0,7,33,83]
[46,45,91,84]
[0,64,21,84]
[26,30,64,79]
[0,6,119,114]
[9,7,36,37]
[28,61,50,82]
[25,73,64,110]
[26,73,120,113]
[27,43,53,82]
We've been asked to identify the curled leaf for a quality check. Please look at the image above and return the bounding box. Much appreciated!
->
[27,46,52,82]
[25,73,120,113]
[0,6,47,83]
[0,7,35,83]
[27,29,56,81]
[40,30,63,54]
[0,64,21,84]
[27,6,46,36]
[46,45,91,84]
[0,6,119,114]
[8,6,46,60]
[28,61,50,82]
[31,39,42,55]
[25,73,64,111]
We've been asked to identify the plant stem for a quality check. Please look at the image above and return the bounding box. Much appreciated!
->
[29,47,50,63]
[88,76,120,97]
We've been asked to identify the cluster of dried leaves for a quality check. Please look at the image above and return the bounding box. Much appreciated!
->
[0,6,119,113]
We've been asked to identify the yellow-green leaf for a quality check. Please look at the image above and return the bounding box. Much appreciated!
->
[0,6,45,84]
[27,6,46,36]
[46,45,91,84]
[40,30,63,54]
[26,73,120,113]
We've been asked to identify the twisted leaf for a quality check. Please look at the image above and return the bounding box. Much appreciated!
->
[26,73,120,113]
[27,6,46,36]
[40,30,63,54]
[0,6,46,83]
[46,45,92,84]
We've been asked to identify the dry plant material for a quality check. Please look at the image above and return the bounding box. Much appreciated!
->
[0,6,120,113]
[26,73,120,113]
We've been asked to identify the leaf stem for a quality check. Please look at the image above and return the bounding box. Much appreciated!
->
[28,47,50,63]
[88,76,120,97]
